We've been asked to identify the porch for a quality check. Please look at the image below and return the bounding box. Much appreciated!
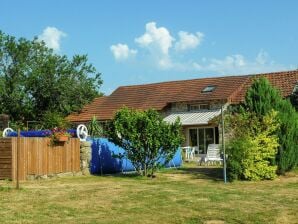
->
[181,145,223,165]
[163,109,223,165]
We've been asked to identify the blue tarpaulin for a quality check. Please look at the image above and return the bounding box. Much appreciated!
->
[90,138,182,174]
[6,129,77,137]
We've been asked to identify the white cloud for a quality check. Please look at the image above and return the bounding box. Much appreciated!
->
[206,54,246,71]
[112,21,206,69]
[38,27,66,51]
[256,49,269,65]
[135,22,174,55]
[110,22,291,75]
[175,31,204,51]
[110,43,137,61]
[155,50,291,74]
[158,57,173,69]
[192,50,290,75]
[135,22,175,69]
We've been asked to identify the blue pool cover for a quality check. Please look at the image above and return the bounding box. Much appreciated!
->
[6,129,77,137]
[90,138,182,174]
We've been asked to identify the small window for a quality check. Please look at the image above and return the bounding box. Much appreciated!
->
[188,104,209,111]
[199,104,209,110]
[202,85,216,93]
[189,105,200,111]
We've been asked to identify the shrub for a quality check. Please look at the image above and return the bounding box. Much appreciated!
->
[87,116,103,137]
[276,101,298,173]
[290,84,298,110]
[244,77,298,174]
[41,111,70,129]
[107,107,184,177]
[226,111,279,181]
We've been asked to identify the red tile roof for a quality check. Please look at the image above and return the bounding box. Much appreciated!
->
[230,70,298,103]
[67,70,298,122]
[67,96,108,122]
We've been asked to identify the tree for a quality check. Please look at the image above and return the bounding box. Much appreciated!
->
[290,84,298,110]
[107,108,184,177]
[244,77,298,174]
[244,77,281,116]
[41,111,70,129]
[226,110,279,181]
[0,31,102,124]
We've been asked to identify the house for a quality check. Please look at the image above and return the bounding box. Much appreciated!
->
[67,70,298,154]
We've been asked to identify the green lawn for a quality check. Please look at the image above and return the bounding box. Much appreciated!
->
[0,163,297,224]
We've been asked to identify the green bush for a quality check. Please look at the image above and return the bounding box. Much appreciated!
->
[7,121,26,131]
[87,116,103,137]
[276,101,298,173]
[41,111,70,129]
[107,107,184,177]
[226,111,279,181]
[226,137,247,180]
[245,77,298,174]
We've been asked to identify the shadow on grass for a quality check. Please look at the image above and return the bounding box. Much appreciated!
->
[92,172,145,180]
[91,165,224,182]
[177,166,224,181]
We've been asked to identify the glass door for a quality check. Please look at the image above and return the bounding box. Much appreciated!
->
[198,129,205,154]
[189,127,216,154]
[189,129,197,147]
[205,128,215,153]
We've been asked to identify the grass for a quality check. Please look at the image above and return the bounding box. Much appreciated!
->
[0,163,297,224]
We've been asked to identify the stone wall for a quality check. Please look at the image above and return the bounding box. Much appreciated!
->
[80,141,91,175]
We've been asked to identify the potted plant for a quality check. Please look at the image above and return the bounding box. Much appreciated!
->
[51,128,71,143]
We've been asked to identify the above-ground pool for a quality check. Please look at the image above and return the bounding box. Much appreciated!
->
[90,138,182,174]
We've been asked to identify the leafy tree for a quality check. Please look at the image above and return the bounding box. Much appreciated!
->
[243,77,298,174]
[226,110,279,181]
[0,31,102,125]
[107,108,184,177]
[41,111,70,129]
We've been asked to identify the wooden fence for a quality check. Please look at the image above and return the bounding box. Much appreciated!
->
[0,137,80,180]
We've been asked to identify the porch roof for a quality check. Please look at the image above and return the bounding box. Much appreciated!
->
[163,109,221,126]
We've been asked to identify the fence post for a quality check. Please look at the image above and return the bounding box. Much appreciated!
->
[16,129,20,189]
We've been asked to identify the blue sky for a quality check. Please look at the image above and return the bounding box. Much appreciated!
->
[1,0,298,94]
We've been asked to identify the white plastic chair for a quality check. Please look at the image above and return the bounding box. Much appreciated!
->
[182,146,195,161]
[199,144,222,165]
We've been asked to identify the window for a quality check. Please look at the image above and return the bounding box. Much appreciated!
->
[189,105,200,111]
[202,85,216,93]
[188,104,209,111]
[199,104,209,110]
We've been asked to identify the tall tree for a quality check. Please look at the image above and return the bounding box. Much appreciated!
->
[244,77,281,116]
[244,77,298,174]
[290,83,298,110]
[0,31,102,123]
